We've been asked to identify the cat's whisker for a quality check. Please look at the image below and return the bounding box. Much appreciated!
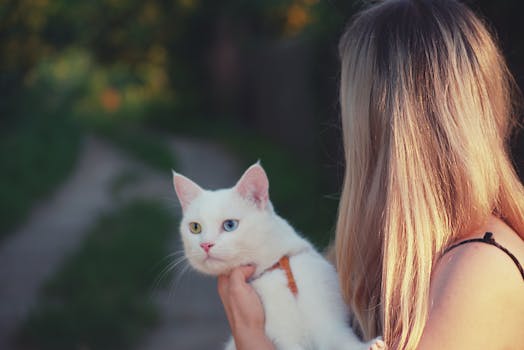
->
[168,262,194,301]
[152,254,196,291]
[150,262,175,293]
[162,249,187,260]
[151,262,177,292]
[164,256,190,274]
[153,251,186,270]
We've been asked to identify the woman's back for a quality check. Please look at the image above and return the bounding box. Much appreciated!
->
[336,0,524,348]
[420,215,524,349]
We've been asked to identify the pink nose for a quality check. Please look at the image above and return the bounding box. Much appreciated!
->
[200,242,215,253]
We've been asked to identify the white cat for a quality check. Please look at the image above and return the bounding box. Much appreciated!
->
[172,162,384,350]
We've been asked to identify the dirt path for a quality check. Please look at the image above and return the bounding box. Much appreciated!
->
[0,135,239,350]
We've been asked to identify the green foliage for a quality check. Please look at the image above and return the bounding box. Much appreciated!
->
[17,200,174,350]
[35,48,177,171]
[0,0,363,122]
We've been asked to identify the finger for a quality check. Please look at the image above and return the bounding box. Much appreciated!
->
[229,268,248,290]
[369,339,386,350]
[228,266,255,296]
[217,274,230,298]
[236,264,256,280]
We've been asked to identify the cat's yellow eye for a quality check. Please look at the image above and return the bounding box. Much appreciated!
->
[188,222,202,234]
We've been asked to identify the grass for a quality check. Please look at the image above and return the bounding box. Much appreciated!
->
[0,105,82,239]
[17,200,174,350]
[86,121,177,172]
[110,169,145,199]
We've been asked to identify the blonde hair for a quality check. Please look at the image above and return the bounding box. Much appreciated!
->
[335,0,524,349]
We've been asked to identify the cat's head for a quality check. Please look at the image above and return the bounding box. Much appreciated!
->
[172,162,274,275]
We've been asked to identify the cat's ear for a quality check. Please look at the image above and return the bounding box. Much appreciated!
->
[234,162,269,209]
[172,170,203,212]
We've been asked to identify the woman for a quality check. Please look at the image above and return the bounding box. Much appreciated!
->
[218,1,524,349]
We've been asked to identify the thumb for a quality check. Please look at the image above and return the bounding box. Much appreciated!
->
[231,265,256,283]
[239,264,256,279]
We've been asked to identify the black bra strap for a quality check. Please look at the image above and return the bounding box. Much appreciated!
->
[443,232,524,281]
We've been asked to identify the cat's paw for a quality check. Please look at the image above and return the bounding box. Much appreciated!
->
[368,338,386,350]
[224,336,236,350]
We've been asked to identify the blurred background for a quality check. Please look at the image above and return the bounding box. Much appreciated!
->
[0,0,523,349]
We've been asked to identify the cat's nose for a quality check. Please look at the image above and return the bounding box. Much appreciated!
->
[200,242,215,253]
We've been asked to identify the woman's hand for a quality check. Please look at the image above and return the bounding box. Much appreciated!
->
[217,265,275,350]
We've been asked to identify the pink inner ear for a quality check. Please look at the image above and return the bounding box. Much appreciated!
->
[173,173,203,212]
[235,164,269,209]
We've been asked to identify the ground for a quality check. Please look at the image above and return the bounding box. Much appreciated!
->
[0,135,238,350]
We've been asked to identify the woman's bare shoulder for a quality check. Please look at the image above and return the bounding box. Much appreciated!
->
[417,218,524,349]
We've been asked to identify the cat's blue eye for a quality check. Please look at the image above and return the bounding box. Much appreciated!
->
[222,219,239,232]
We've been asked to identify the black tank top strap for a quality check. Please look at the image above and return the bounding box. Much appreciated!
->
[443,232,524,281]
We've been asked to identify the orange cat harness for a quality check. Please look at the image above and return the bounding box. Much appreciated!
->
[269,256,298,296]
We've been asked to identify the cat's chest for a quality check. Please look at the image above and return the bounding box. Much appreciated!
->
[251,268,296,302]
[251,268,307,343]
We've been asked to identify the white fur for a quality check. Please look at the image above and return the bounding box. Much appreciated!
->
[174,164,381,350]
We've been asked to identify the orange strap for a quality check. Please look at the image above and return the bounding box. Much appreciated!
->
[270,256,298,296]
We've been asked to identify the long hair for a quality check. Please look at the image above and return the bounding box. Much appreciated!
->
[335,1,524,349]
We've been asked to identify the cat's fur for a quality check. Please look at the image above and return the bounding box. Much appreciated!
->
[173,163,382,350]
